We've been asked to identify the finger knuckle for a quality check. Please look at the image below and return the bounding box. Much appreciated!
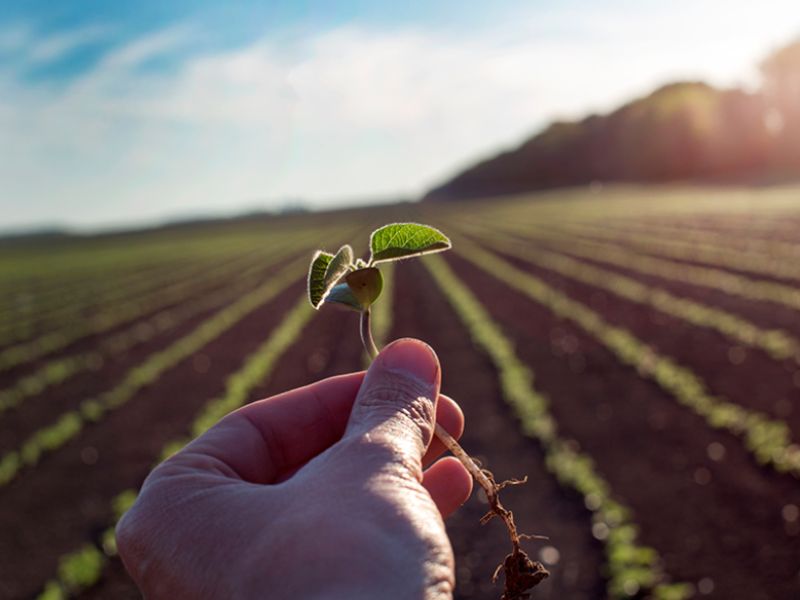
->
[361,374,436,444]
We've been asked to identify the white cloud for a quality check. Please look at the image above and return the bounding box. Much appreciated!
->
[0,22,114,67]
[2,1,799,230]
[96,24,193,69]
[27,24,113,64]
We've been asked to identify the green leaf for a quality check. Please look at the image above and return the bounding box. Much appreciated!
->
[370,223,451,263]
[346,268,383,306]
[323,245,354,290]
[307,250,334,308]
[310,246,356,310]
[323,268,384,311]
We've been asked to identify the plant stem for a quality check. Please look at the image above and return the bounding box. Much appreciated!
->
[360,309,380,360]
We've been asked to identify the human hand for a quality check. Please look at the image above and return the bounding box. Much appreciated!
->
[116,338,473,599]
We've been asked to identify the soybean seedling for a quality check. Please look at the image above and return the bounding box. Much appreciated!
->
[307,223,549,600]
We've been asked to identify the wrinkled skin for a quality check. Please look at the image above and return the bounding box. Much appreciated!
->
[117,339,473,599]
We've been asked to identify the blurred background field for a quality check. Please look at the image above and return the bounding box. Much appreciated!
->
[4,186,800,600]
[2,2,800,599]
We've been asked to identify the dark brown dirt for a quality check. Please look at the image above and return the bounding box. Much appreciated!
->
[79,559,142,600]
[444,251,800,600]
[393,261,605,600]
[480,239,800,437]
[0,279,306,599]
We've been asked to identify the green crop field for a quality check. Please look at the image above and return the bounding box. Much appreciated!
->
[2,185,800,600]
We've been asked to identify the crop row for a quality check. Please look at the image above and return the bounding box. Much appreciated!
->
[4,223,358,350]
[0,240,274,350]
[423,254,692,600]
[36,295,315,599]
[461,185,800,230]
[464,230,800,364]
[474,220,800,314]
[599,218,800,262]
[451,236,800,477]
[0,249,206,321]
[0,224,276,286]
[0,252,239,346]
[0,255,308,488]
[0,256,188,327]
[0,240,312,417]
[0,225,327,337]
[607,211,800,245]
[0,230,330,372]
[546,222,800,284]
[0,233,271,324]
[0,250,262,360]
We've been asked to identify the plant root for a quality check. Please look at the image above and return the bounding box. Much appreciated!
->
[493,549,550,600]
[434,424,549,599]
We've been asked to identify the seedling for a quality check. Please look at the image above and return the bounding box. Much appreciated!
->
[307,223,548,599]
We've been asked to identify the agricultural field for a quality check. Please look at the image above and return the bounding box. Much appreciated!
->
[2,185,800,600]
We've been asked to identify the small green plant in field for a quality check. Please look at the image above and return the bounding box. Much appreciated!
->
[58,544,105,593]
[308,223,548,600]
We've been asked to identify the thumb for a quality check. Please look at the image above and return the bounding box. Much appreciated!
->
[343,338,441,481]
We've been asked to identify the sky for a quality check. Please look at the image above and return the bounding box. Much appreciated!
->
[1,1,799,232]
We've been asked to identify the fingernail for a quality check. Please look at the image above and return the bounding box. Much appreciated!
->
[379,338,439,384]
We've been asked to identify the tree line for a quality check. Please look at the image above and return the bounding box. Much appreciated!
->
[425,40,800,201]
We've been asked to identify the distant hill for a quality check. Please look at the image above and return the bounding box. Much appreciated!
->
[425,41,800,201]
[0,228,71,248]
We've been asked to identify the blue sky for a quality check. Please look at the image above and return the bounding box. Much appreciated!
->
[2,1,798,231]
